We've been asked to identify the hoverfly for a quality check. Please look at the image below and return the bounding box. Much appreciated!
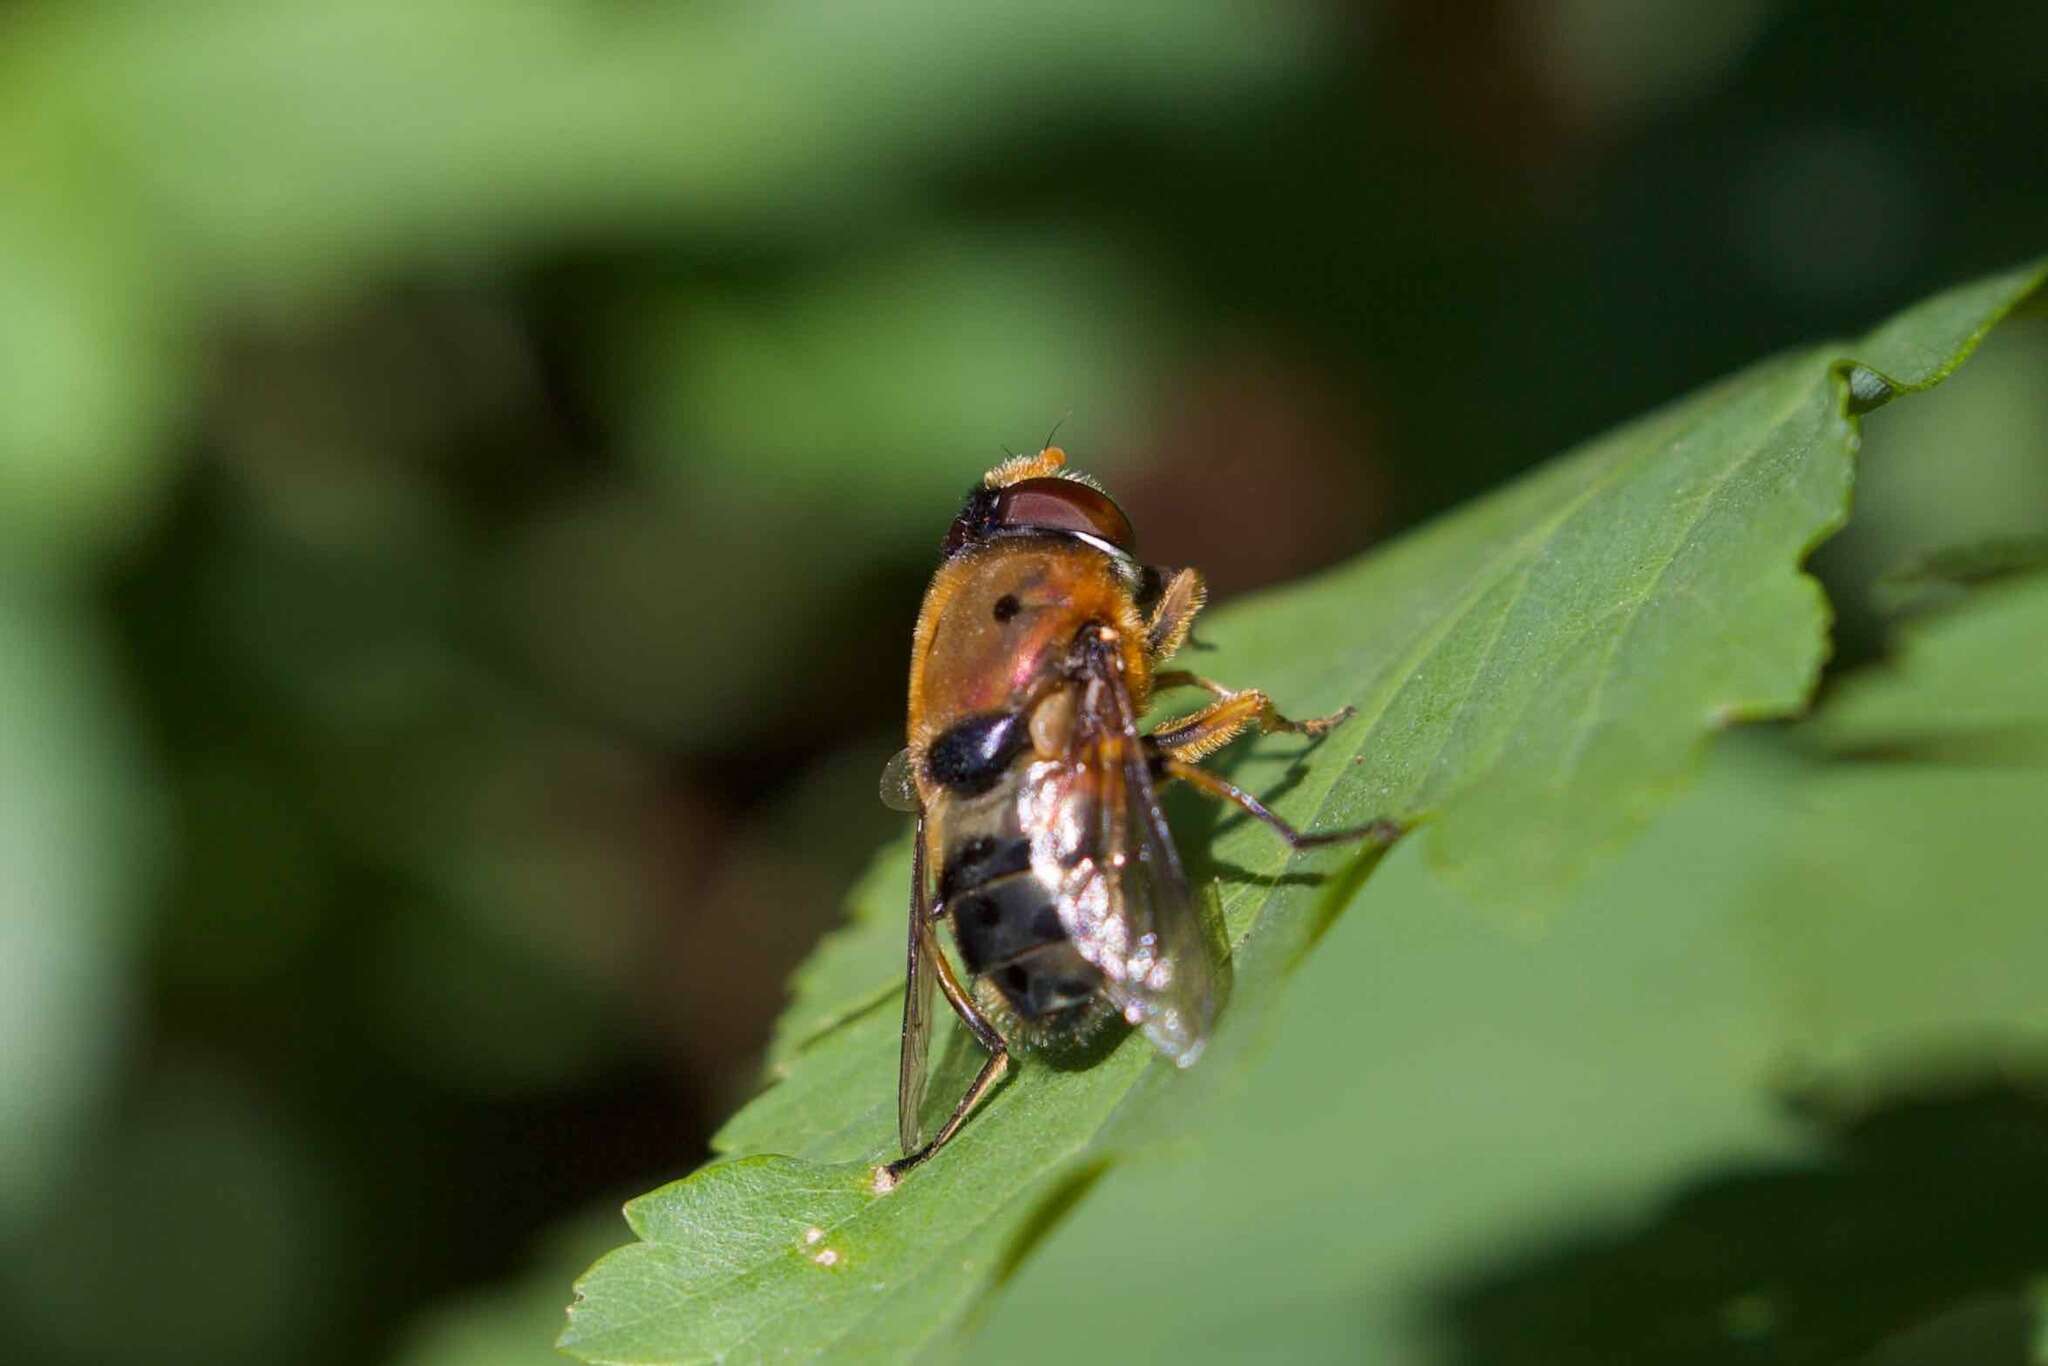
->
[876,447,1396,1187]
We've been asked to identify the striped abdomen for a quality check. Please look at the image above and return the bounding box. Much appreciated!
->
[925,707,1102,1022]
[940,813,1102,1021]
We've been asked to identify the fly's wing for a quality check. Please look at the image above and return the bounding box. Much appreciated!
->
[879,747,918,813]
[1065,645,1218,1066]
[896,810,938,1152]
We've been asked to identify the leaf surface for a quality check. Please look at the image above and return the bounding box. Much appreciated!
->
[975,573,2048,1364]
[560,262,2048,1363]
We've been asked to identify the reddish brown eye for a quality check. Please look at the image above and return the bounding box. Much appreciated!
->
[989,478,1134,552]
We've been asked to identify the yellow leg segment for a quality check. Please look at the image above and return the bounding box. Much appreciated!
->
[1148,674,1356,764]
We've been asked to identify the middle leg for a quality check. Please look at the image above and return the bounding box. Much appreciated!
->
[1148,674,1356,763]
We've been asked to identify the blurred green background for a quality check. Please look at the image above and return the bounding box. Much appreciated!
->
[2,3,2044,1363]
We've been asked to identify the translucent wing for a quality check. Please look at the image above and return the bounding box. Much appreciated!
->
[879,747,918,812]
[1063,639,1218,1066]
[896,810,939,1152]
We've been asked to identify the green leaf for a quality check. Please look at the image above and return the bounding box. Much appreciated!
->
[975,575,2048,1364]
[559,262,2048,1363]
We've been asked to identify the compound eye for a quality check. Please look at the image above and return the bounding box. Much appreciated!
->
[990,478,1134,553]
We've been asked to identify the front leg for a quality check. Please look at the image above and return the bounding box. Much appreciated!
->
[1145,568,1207,660]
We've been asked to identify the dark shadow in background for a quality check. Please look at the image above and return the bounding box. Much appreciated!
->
[1430,1076,2048,1366]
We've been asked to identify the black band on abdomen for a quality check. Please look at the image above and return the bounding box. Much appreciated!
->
[937,833,1032,901]
[950,873,1066,976]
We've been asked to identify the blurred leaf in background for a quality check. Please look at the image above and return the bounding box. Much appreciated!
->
[0,0,1312,569]
[391,1214,623,1366]
[0,592,154,1229]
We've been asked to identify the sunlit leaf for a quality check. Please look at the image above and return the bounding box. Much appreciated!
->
[559,262,2047,1362]
[977,574,2048,1365]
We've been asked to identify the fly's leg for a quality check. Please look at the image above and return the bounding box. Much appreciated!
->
[1158,756,1403,850]
[1145,568,1208,659]
[1149,678,1389,843]
[1147,673,1356,764]
[877,915,1010,1190]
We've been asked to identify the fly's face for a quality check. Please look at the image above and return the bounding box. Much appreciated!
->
[876,445,1400,1191]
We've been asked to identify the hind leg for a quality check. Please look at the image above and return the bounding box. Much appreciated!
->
[1156,757,1402,850]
